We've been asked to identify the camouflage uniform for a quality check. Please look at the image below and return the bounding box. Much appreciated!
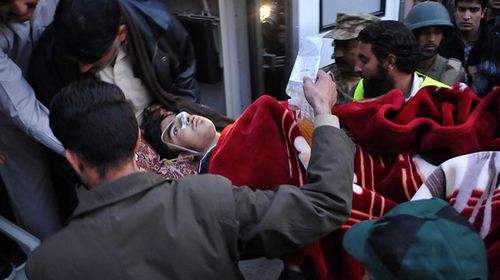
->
[322,63,360,104]
[324,13,379,104]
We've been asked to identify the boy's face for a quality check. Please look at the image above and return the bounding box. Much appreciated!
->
[160,112,217,154]
[454,1,486,34]
[0,0,38,23]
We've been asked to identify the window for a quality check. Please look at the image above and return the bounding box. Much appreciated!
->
[320,0,385,32]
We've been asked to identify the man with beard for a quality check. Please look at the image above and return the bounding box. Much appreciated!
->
[323,13,379,104]
[405,1,466,85]
[352,20,448,101]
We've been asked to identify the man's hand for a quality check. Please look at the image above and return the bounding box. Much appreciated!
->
[303,70,337,115]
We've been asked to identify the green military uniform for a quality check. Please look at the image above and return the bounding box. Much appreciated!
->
[322,64,360,104]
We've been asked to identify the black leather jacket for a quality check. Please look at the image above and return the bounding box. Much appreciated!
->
[29,0,199,106]
[122,0,199,102]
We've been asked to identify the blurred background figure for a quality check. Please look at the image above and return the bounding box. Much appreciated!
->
[487,0,500,25]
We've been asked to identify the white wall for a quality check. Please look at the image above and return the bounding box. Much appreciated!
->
[298,0,402,67]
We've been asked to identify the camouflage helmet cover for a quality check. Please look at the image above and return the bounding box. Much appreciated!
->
[324,13,380,40]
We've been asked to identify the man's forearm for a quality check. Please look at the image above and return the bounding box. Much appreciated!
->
[301,123,355,226]
[236,121,355,258]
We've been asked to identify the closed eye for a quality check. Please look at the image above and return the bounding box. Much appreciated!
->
[173,127,180,137]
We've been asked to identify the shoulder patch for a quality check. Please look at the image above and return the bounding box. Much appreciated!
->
[446,58,462,70]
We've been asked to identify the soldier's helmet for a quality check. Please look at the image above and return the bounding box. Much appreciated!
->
[405,1,453,35]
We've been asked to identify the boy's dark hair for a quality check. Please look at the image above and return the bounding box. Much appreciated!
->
[454,0,488,8]
[53,0,122,64]
[50,80,138,178]
[358,20,419,74]
[141,115,180,160]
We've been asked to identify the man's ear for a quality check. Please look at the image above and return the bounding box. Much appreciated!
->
[385,54,397,71]
[135,128,142,153]
[117,24,127,43]
[65,150,84,173]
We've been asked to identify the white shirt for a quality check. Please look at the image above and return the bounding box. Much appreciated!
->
[97,46,153,125]
[407,72,425,101]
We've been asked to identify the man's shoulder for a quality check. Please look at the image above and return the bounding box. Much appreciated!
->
[443,56,464,71]
[433,55,466,84]
[121,0,173,29]
[175,174,233,193]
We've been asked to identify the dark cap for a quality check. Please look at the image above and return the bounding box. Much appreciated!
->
[324,13,380,40]
[343,198,488,280]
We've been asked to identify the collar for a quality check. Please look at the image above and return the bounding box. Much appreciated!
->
[408,72,424,101]
[96,45,127,78]
[116,44,127,62]
[198,144,216,173]
[420,55,446,74]
[72,171,167,219]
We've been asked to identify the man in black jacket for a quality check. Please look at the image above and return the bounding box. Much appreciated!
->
[29,0,232,128]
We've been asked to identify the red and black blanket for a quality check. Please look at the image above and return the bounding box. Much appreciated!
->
[208,85,500,279]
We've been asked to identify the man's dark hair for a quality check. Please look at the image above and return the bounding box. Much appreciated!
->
[50,80,138,178]
[454,0,488,8]
[142,115,180,160]
[53,0,122,64]
[359,20,419,74]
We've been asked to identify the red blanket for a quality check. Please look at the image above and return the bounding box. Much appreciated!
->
[331,85,500,280]
[208,95,335,278]
[209,95,306,189]
[334,86,500,164]
[207,85,500,279]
